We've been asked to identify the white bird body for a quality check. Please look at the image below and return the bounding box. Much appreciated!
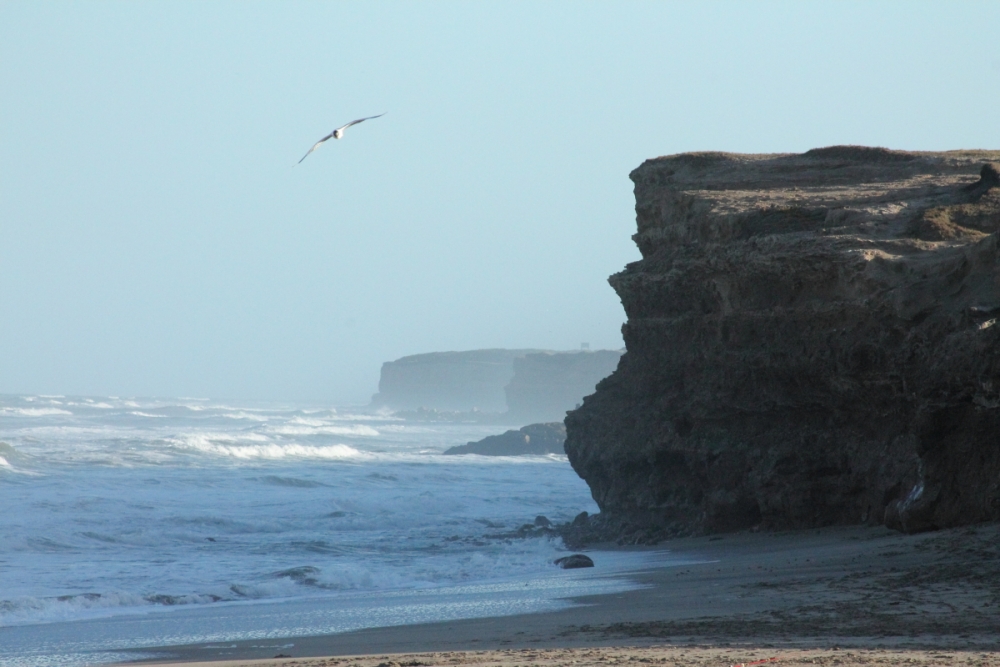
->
[297,113,386,164]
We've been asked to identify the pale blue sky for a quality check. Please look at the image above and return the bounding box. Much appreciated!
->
[2,1,998,403]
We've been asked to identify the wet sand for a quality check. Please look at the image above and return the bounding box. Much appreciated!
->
[119,523,1000,666]
[115,646,1000,667]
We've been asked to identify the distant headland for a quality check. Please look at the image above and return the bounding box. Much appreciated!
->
[370,348,622,424]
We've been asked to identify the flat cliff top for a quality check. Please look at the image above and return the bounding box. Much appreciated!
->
[630,146,1000,252]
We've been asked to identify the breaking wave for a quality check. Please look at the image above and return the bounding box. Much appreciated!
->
[169,434,368,461]
[266,422,380,437]
[0,534,600,628]
[0,407,72,417]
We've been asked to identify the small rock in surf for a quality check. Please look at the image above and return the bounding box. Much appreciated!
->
[554,554,594,569]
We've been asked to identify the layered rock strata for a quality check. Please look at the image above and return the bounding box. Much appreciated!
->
[565,147,1000,538]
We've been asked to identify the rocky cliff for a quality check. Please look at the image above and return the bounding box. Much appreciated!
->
[564,147,1000,539]
[505,350,623,423]
[372,348,622,421]
[371,349,543,412]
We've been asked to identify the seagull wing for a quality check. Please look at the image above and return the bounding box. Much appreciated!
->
[335,112,387,133]
[296,113,386,165]
[297,131,337,164]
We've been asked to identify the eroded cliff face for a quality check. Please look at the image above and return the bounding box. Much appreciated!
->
[564,147,1000,539]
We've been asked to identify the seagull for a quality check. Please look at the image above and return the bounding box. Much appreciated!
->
[297,113,386,164]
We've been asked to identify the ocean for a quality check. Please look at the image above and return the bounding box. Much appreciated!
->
[0,395,668,667]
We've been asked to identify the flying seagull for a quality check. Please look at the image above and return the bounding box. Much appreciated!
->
[297,113,386,164]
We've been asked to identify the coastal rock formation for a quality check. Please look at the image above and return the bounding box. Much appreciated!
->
[443,422,566,456]
[371,350,543,412]
[372,349,621,422]
[565,147,1000,538]
[505,350,623,423]
[553,554,594,569]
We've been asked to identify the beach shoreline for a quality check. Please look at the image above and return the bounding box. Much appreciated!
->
[116,522,1000,666]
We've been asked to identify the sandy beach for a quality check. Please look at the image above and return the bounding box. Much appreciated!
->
[119,522,1000,667]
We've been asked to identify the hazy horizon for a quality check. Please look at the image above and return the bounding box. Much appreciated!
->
[3,1,998,403]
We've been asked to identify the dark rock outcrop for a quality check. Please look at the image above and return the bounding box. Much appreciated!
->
[504,350,623,423]
[443,422,566,456]
[554,554,594,569]
[565,147,1000,539]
